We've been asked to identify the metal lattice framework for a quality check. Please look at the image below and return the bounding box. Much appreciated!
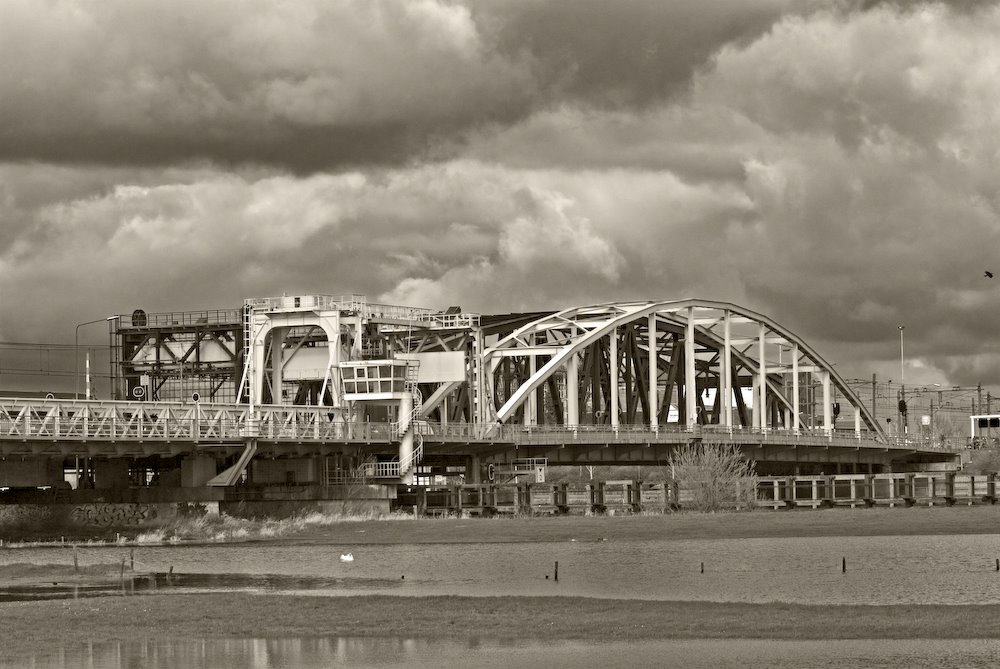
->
[482,299,885,440]
[0,399,379,444]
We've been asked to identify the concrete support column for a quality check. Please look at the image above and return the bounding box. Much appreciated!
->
[610,328,620,428]
[758,322,767,431]
[181,455,217,487]
[567,353,579,426]
[94,459,131,489]
[685,307,697,429]
[467,455,481,484]
[854,407,861,436]
[648,313,658,429]
[751,376,760,429]
[792,343,800,434]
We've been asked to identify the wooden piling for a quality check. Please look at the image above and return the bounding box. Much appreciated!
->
[73,547,78,573]
[700,562,704,574]
[130,549,134,570]
[842,557,846,573]
[995,558,998,572]
[554,561,559,582]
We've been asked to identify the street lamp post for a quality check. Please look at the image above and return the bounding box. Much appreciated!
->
[898,325,905,385]
[75,317,116,400]
[898,325,906,435]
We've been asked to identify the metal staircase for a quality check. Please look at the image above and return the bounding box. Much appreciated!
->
[326,455,375,485]
[371,363,424,479]
[236,303,254,403]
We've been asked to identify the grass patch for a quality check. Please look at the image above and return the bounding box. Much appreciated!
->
[132,509,415,545]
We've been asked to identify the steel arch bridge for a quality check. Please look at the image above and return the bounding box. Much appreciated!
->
[479,299,884,440]
[3,294,957,495]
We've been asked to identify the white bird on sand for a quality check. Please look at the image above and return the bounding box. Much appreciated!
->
[340,553,354,562]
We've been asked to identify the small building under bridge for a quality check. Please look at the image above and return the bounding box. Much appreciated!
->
[0,295,961,515]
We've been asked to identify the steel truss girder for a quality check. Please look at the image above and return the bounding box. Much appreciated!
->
[0,398,360,444]
[482,299,885,440]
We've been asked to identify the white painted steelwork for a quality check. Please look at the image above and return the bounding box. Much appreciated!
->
[482,299,884,440]
[0,398,354,443]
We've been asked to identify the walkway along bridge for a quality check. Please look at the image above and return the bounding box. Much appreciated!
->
[0,296,964,508]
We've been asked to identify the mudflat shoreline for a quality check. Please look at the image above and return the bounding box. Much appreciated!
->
[3,594,1000,656]
[4,506,1000,655]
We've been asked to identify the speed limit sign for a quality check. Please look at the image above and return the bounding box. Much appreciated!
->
[132,386,146,399]
[487,463,496,482]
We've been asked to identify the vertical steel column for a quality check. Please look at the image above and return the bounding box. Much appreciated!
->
[722,311,732,428]
[822,370,832,434]
[524,351,536,427]
[854,407,861,436]
[567,352,579,426]
[648,313,658,429]
[610,327,619,428]
[473,328,485,427]
[271,327,285,404]
[758,322,767,431]
[792,343,800,434]
[685,307,697,428]
[249,317,271,415]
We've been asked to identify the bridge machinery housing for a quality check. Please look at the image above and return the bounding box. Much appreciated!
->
[0,296,960,512]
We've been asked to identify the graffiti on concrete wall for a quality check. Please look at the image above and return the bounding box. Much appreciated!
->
[0,503,170,528]
[70,504,160,526]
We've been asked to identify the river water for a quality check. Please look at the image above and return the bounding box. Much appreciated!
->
[5,533,1000,666]
[5,533,1000,604]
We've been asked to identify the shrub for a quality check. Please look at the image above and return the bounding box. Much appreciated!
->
[668,442,759,512]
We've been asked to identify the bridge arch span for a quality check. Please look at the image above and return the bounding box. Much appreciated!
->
[482,299,885,441]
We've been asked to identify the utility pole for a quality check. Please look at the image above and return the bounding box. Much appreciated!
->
[871,373,877,423]
[978,383,983,415]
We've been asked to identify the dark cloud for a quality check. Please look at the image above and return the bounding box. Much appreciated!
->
[0,0,808,172]
[484,0,798,108]
[0,0,538,171]
[4,1,1000,393]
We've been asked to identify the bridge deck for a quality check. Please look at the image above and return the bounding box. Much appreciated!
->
[0,398,958,461]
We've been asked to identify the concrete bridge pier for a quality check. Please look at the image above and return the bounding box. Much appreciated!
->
[93,459,130,489]
[466,455,481,484]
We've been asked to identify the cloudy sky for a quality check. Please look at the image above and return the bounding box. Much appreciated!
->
[2,0,1000,387]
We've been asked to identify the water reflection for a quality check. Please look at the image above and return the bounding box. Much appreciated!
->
[0,572,404,603]
[7,637,1000,669]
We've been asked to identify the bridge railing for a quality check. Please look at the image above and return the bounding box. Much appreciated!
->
[0,399,395,443]
[0,398,967,451]
[500,423,928,450]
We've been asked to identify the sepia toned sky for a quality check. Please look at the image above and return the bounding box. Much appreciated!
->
[2,0,1000,386]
